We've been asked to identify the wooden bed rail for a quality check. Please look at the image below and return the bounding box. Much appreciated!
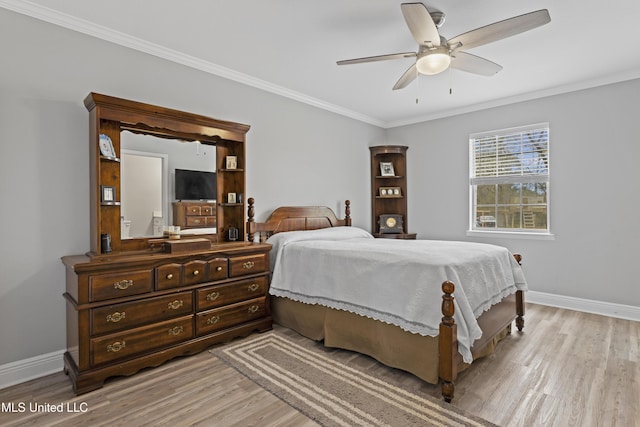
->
[439,252,525,402]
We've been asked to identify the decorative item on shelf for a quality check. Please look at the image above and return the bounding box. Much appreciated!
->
[99,134,116,158]
[379,187,402,197]
[225,155,237,169]
[378,214,404,234]
[164,226,181,240]
[101,185,116,203]
[379,161,395,176]
[237,193,243,203]
[227,192,237,203]
[228,226,239,241]
[100,233,112,253]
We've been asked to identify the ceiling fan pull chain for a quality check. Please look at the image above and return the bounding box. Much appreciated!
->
[416,68,420,104]
[449,66,453,95]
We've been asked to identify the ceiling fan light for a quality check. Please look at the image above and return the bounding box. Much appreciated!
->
[416,50,451,75]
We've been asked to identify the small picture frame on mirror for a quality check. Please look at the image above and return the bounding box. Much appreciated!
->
[227,192,237,203]
[380,161,395,177]
[225,155,237,169]
[99,134,116,158]
[101,185,116,203]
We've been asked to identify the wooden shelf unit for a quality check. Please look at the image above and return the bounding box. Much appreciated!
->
[370,145,416,239]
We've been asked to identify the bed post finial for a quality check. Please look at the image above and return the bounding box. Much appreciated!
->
[344,200,351,226]
[439,280,457,403]
[247,197,255,242]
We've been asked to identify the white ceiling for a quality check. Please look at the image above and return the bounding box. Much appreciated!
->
[3,0,640,128]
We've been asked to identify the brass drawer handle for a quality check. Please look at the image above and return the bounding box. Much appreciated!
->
[206,316,220,325]
[192,270,200,276]
[248,305,260,314]
[242,261,255,270]
[106,311,126,323]
[168,300,184,310]
[107,341,126,352]
[216,266,223,272]
[168,326,184,335]
[113,280,134,290]
[248,283,260,292]
[206,292,220,301]
[193,219,201,224]
[166,273,174,280]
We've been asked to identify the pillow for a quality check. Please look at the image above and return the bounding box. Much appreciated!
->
[266,226,373,255]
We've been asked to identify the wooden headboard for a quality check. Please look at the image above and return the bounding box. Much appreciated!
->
[246,198,351,242]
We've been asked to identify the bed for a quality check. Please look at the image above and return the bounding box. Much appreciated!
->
[247,199,526,402]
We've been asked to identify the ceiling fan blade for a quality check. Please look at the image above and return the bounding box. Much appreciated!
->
[448,9,550,51]
[337,52,416,66]
[401,3,441,46]
[451,52,502,76]
[393,64,418,90]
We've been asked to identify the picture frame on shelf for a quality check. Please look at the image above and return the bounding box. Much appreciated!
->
[379,187,402,197]
[378,214,404,234]
[101,185,116,203]
[99,134,116,158]
[227,192,237,203]
[380,161,395,176]
[225,155,237,169]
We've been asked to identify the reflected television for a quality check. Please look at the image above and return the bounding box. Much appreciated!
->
[174,168,217,201]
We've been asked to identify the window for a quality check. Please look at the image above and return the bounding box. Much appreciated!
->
[469,123,550,234]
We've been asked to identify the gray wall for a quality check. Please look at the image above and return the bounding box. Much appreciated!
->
[387,78,640,307]
[0,9,383,366]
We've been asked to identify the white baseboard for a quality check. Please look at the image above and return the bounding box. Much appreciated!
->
[1,292,638,390]
[0,349,65,391]
[526,291,640,322]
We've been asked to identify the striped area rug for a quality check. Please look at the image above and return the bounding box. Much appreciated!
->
[211,330,496,427]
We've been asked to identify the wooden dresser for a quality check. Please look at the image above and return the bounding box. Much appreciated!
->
[63,93,271,394]
[173,201,217,229]
[62,242,271,394]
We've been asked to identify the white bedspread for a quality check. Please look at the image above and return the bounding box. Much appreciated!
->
[267,227,527,363]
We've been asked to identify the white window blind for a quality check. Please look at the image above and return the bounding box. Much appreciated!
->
[471,124,549,184]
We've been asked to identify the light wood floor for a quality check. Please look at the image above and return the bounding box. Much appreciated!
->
[0,303,638,427]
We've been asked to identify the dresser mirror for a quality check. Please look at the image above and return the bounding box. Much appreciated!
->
[86,92,249,256]
[120,132,216,239]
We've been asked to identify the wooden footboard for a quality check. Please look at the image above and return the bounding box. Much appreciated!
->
[439,254,525,402]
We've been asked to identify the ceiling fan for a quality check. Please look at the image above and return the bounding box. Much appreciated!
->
[337,3,551,90]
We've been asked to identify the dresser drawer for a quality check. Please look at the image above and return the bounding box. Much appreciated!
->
[197,276,268,311]
[229,253,267,277]
[187,206,202,215]
[201,206,213,216]
[208,258,228,281]
[183,260,208,286]
[91,316,193,366]
[89,269,154,302]
[196,297,266,336]
[91,291,193,335]
[186,216,215,227]
[156,263,183,290]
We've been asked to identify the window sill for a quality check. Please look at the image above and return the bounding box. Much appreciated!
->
[466,230,555,240]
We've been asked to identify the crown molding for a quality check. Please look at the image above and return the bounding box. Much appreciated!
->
[0,0,386,128]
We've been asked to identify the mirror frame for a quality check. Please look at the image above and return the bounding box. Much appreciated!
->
[85,93,250,256]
